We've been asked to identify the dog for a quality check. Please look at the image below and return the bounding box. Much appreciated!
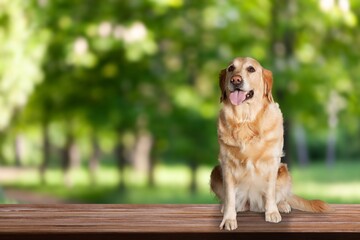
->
[210,57,331,231]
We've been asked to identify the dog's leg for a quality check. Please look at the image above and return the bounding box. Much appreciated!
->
[265,164,282,223]
[219,166,237,230]
[236,199,249,212]
[278,200,291,213]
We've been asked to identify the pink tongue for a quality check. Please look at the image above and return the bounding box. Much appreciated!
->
[229,91,247,105]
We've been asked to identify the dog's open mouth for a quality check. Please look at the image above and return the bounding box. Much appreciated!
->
[229,90,254,105]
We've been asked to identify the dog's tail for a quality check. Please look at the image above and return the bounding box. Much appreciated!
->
[287,194,333,213]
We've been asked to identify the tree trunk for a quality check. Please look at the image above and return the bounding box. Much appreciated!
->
[189,162,198,194]
[326,128,336,167]
[62,134,72,188]
[89,133,100,185]
[40,121,51,184]
[14,134,23,167]
[131,132,153,174]
[62,129,79,188]
[0,132,6,165]
[325,91,344,167]
[115,135,126,192]
[282,120,292,167]
[294,124,309,167]
[148,147,155,188]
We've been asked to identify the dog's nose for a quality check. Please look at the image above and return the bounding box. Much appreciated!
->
[231,75,243,85]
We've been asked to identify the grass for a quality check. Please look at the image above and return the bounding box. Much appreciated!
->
[291,161,360,203]
[0,188,16,203]
[0,165,218,203]
[0,161,359,204]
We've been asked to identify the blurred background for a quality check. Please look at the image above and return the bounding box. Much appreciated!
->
[0,0,359,204]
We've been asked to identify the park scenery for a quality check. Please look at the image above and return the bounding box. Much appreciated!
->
[0,0,359,204]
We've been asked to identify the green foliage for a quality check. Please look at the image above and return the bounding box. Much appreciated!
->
[0,0,359,188]
[0,0,48,130]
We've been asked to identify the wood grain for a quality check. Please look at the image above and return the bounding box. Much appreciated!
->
[0,204,359,239]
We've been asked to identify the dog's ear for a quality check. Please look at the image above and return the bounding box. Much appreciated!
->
[262,68,274,103]
[219,68,227,103]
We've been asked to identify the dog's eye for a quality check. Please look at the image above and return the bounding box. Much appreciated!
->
[228,65,235,72]
[247,66,255,73]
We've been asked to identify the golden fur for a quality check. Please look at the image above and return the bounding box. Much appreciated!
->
[210,57,331,231]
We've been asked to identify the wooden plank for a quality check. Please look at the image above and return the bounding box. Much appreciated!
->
[0,204,359,240]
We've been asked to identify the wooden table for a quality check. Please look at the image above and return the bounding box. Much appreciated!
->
[0,204,359,239]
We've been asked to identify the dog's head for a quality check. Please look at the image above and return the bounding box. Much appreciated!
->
[219,57,274,105]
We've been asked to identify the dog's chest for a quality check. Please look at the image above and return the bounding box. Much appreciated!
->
[233,160,267,187]
[234,161,268,212]
[220,120,261,149]
[232,123,260,146]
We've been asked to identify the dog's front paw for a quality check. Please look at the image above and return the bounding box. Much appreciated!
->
[219,218,238,231]
[278,201,291,213]
[265,210,282,223]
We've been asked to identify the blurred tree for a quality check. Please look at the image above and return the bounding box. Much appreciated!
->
[264,0,360,165]
[2,0,360,199]
[23,0,162,187]
[0,0,48,164]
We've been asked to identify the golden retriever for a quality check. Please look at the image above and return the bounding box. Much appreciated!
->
[210,57,331,231]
